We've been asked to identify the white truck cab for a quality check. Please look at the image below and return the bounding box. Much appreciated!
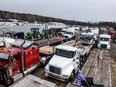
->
[91,28,99,41]
[98,34,111,50]
[44,45,80,82]
[63,27,75,39]
[0,37,15,47]
[80,32,94,45]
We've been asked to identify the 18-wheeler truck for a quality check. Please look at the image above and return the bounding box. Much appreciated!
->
[44,32,94,82]
[0,37,68,86]
[0,39,40,86]
[63,27,76,40]
[98,34,111,50]
[44,45,80,82]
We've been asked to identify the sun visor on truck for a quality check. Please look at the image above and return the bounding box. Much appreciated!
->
[11,39,34,48]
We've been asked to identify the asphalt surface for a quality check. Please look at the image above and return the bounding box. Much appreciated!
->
[110,42,116,87]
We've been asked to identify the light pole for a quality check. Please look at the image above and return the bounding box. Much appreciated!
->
[45,23,49,45]
[3,29,6,47]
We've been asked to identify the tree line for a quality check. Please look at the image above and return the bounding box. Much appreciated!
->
[0,10,116,29]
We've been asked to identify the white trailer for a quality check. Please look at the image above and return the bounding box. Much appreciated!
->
[64,40,93,63]
[10,74,57,87]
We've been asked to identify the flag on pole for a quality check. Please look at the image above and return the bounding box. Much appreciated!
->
[76,69,85,86]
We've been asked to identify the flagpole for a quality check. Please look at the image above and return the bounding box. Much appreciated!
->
[84,78,91,87]
[79,56,91,87]
[76,69,91,87]
[79,69,91,87]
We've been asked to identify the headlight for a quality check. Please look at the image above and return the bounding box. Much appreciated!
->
[44,65,48,72]
[98,44,100,48]
[107,45,110,50]
[44,68,47,72]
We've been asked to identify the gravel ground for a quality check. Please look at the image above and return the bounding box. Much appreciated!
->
[110,43,116,87]
[32,66,68,87]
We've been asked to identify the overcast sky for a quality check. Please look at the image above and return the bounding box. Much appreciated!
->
[0,0,116,22]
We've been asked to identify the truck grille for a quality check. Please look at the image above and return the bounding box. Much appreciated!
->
[49,65,61,75]
[101,44,107,48]
[65,36,68,38]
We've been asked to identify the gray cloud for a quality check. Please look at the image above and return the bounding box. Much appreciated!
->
[0,0,116,22]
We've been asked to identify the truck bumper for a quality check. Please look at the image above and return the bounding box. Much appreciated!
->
[45,72,70,82]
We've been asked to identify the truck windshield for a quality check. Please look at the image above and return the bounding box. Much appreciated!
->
[65,32,73,35]
[100,37,109,41]
[55,49,75,58]
[80,35,92,40]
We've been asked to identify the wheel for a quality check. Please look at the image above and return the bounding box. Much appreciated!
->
[69,70,75,81]
[82,57,85,62]
[0,85,5,87]
[45,73,48,77]
[81,61,83,66]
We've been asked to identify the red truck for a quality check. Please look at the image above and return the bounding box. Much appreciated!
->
[108,29,116,40]
[0,39,40,86]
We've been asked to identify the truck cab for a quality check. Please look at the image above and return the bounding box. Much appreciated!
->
[0,37,15,47]
[91,28,99,42]
[98,34,111,50]
[79,32,94,45]
[0,39,40,86]
[5,31,25,39]
[44,45,80,82]
[63,28,75,39]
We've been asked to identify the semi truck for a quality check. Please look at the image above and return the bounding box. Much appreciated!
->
[98,34,111,50]
[44,39,94,82]
[107,29,116,42]
[63,27,75,39]
[44,45,80,82]
[79,32,94,45]
[0,39,40,86]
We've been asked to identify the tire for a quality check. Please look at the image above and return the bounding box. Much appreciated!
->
[0,85,5,87]
[69,70,75,81]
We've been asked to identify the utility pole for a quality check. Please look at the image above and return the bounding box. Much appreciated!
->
[45,23,49,46]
